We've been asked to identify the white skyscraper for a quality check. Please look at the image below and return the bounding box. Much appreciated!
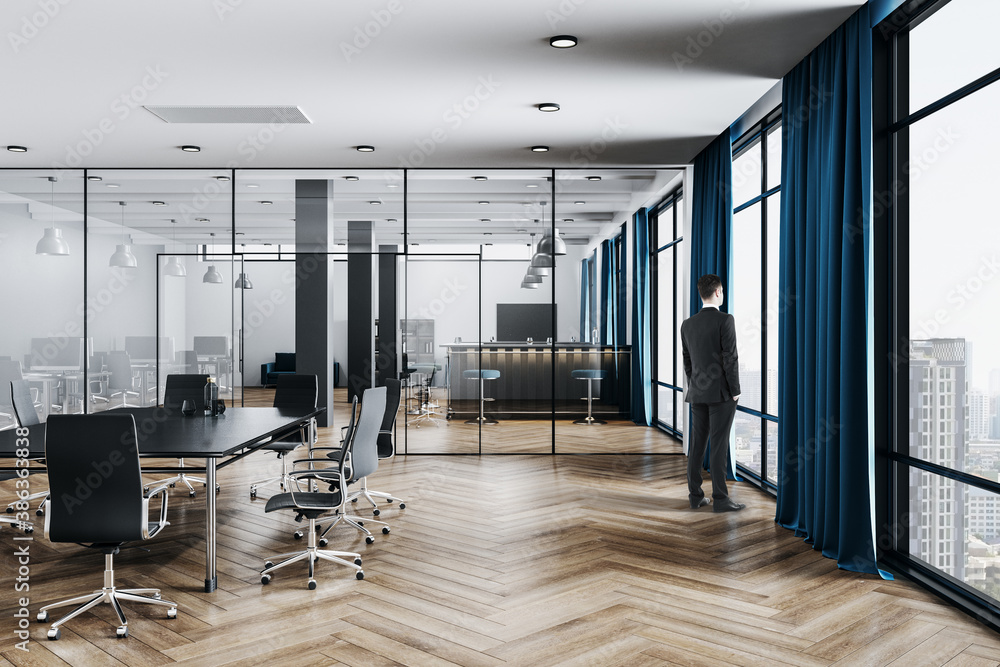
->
[970,389,991,441]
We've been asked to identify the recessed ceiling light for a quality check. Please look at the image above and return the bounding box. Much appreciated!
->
[472,176,488,181]
[6,145,27,152]
[526,184,539,188]
[549,35,578,48]
[260,200,273,205]
[106,183,120,188]
[215,175,231,182]
[87,175,103,182]
[180,145,201,152]
[536,103,560,112]
[152,201,166,206]
[586,176,602,181]
[356,145,375,152]
[344,175,359,181]
[387,218,398,223]
[387,183,399,188]
[485,242,493,246]
[480,218,491,223]
[479,201,489,205]
[484,232,493,236]
[245,183,259,188]
[196,218,210,222]
[369,200,382,205]
[563,218,575,222]
[531,146,549,152]
[575,201,585,205]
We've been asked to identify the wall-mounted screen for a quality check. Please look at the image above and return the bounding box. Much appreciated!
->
[194,336,229,357]
[29,337,90,372]
[496,304,556,342]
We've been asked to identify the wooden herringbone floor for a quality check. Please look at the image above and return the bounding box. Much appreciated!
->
[2,399,999,665]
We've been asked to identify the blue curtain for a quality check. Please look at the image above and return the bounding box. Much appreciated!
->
[690,128,736,479]
[579,257,591,342]
[631,208,652,425]
[690,128,733,314]
[600,238,617,346]
[776,5,881,575]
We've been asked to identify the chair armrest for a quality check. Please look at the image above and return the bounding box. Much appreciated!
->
[141,484,171,539]
[286,469,347,510]
[261,362,275,385]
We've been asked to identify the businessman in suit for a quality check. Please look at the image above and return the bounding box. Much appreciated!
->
[681,274,744,512]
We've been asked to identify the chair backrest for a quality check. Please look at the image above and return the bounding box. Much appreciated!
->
[44,414,145,544]
[377,379,401,458]
[106,351,134,391]
[344,386,387,481]
[273,374,318,409]
[0,361,23,411]
[163,373,211,412]
[11,380,39,426]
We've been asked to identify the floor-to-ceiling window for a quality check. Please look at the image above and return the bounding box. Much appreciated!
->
[652,189,684,437]
[731,110,781,487]
[880,0,1000,619]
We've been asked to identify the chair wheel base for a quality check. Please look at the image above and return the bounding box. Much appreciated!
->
[356,571,365,580]
[573,418,607,425]
[47,628,60,641]
[116,626,128,638]
[365,536,374,544]
[308,579,317,590]
[261,574,272,585]
[398,503,406,509]
[37,611,48,622]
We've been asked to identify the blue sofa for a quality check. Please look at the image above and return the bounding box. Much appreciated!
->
[261,352,295,386]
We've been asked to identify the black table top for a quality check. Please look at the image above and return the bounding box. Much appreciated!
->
[0,406,323,459]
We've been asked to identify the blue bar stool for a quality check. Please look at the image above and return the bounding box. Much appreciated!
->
[463,369,500,424]
[572,369,607,424]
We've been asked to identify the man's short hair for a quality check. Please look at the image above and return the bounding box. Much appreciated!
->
[697,274,723,301]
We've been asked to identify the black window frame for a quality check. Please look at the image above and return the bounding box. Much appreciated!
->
[651,188,684,438]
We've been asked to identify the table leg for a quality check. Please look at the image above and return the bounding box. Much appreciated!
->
[204,458,217,593]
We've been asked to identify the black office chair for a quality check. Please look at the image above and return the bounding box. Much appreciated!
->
[156,374,214,497]
[0,381,36,532]
[174,350,199,374]
[35,414,178,640]
[249,374,318,500]
[107,351,141,407]
[259,387,388,588]
[347,379,406,515]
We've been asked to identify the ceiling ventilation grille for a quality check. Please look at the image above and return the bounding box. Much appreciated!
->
[143,105,311,124]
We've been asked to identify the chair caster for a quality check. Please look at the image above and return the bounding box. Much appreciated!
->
[319,538,328,547]
[293,531,303,540]
[169,483,176,488]
[373,509,380,516]
[265,561,274,569]
[167,607,177,619]
[116,625,128,638]
[37,611,48,622]
[354,558,363,566]
[356,571,364,580]
[188,491,196,498]
[47,628,60,641]
[356,521,364,526]
[351,498,358,503]
[365,536,374,544]
[382,527,390,534]
[35,508,44,517]
[261,574,272,585]
[250,490,257,499]
[5,507,13,513]
[152,593,161,600]
[216,484,221,493]
[398,503,405,509]
[308,579,317,590]
[24,526,33,534]
[143,486,149,495]
[386,499,394,504]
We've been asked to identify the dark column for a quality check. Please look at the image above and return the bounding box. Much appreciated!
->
[377,245,398,387]
[347,221,373,402]
[295,180,334,427]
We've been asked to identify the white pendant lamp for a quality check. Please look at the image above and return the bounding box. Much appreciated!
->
[163,219,187,277]
[234,272,253,289]
[202,232,223,283]
[35,176,70,255]
[537,228,567,255]
[109,201,137,268]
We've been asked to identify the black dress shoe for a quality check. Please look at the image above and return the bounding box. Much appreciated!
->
[689,498,710,509]
[713,499,746,513]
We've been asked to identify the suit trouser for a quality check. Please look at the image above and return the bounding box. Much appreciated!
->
[687,399,738,502]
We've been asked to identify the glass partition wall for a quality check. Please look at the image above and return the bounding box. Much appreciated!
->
[2,166,681,454]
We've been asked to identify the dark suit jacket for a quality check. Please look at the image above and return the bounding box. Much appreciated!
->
[680,307,741,404]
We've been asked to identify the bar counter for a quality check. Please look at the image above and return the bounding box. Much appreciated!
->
[442,343,631,420]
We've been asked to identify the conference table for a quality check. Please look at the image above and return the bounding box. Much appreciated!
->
[0,405,323,593]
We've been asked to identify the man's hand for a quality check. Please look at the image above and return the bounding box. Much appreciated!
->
[733,394,740,401]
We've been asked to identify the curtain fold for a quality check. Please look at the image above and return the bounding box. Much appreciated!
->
[690,128,736,479]
[631,208,652,425]
[776,4,882,575]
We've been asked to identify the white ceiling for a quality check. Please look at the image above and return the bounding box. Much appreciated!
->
[0,0,864,244]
